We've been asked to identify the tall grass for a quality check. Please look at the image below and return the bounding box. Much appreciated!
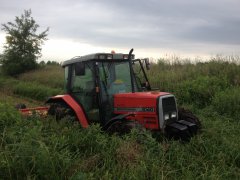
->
[212,87,240,119]
[0,103,239,179]
[147,58,240,108]
[149,58,240,90]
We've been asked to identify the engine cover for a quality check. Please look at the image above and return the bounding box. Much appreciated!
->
[114,91,171,130]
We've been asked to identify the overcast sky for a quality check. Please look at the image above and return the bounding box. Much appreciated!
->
[0,0,240,61]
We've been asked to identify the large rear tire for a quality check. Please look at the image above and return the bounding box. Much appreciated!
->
[48,102,76,122]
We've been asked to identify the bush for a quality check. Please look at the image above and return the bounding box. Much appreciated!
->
[0,102,21,131]
[0,78,4,89]
[212,87,240,119]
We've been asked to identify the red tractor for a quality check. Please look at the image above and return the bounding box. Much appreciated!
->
[30,49,200,139]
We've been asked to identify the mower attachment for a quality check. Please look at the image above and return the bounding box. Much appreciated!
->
[19,107,49,117]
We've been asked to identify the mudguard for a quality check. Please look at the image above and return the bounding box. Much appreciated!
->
[46,95,89,128]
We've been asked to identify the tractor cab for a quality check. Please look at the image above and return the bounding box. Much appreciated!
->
[61,51,150,125]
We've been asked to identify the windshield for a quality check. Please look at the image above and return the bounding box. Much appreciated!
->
[99,61,134,95]
[132,59,151,91]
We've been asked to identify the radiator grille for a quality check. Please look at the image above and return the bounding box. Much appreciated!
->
[158,95,177,129]
[162,97,177,113]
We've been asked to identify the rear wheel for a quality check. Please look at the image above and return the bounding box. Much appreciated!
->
[48,102,76,122]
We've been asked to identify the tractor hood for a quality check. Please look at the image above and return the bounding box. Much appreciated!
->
[114,91,170,114]
[114,91,170,99]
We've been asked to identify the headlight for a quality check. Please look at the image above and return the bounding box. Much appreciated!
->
[171,112,177,118]
[164,114,170,120]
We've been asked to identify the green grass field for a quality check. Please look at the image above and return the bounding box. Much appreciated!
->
[0,59,240,179]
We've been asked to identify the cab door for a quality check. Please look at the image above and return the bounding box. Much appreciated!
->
[70,62,99,122]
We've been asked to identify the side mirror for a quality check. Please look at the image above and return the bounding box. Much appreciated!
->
[144,58,150,70]
[75,62,85,76]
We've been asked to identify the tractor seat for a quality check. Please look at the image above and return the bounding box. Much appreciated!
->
[109,79,126,94]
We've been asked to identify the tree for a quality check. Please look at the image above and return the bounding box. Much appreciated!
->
[1,9,49,76]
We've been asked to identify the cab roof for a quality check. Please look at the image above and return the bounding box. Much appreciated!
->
[62,53,135,67]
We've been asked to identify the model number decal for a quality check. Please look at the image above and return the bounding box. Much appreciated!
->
[142,107,155,112]
[115,107,155,112]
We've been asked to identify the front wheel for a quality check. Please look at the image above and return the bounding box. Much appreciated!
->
[106,119,144,135]
[165,107,201,141]
[178,107,201,130]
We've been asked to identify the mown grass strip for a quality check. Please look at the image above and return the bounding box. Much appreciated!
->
[0,76,63,102]
[12,81,63,101]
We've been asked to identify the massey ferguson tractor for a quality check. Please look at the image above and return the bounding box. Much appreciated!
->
[21,49,201,140]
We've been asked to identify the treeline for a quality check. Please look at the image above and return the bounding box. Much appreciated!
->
[38,60,61,66]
